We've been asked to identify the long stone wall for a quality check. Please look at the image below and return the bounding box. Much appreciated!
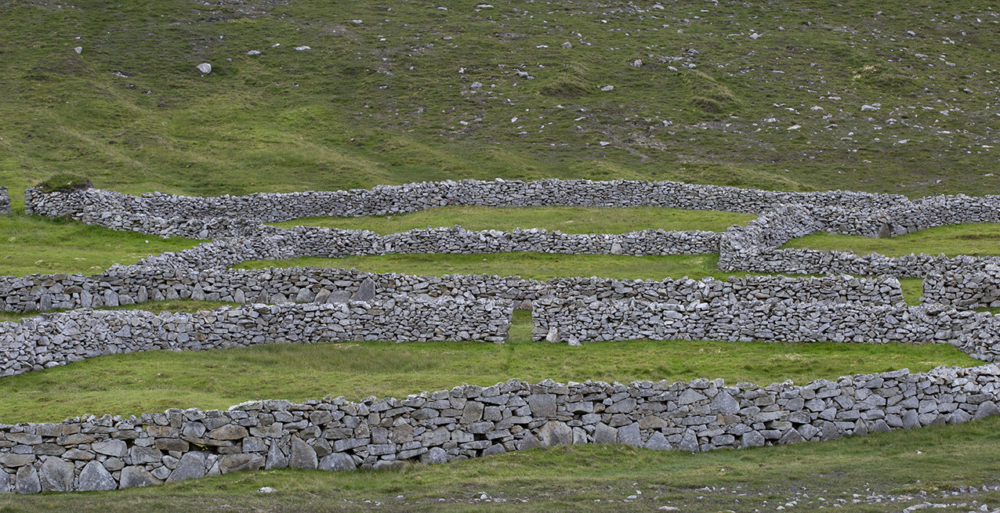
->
[0,187,9,215]
[2,366,998,493]
[717,205,1000,278]
[23,179,907,229]
[531,298,1000,363]
[0,297,512,377]
[923,265,1000,308]
[0,265,905,313]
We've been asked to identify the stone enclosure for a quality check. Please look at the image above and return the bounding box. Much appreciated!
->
[2,178,1000,493]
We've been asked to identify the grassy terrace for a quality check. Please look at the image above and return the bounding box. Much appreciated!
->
[236,253,737,281]
[0,215,199,276]
[272,206,756,234]
[783,223,1000,258]
[0,310,978,423]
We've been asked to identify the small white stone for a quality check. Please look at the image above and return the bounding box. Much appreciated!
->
[196,62,212,74]
[73,46,83,54]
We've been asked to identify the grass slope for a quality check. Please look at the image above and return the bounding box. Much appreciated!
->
[236,252,736,281]
[785,222,1000,257]
[0,215,200,276]
[1,1,998,204]
[271,206,757,234]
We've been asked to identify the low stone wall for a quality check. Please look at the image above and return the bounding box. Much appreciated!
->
[0,266,905,314]
[125,224,722,266]
[0,297,512,377]
[923,265,1000,308]
[0,187,9,215]
[23,179,907,231]
[531,298,1000,362]
[717,205,1000,278]
[2,366,998,493]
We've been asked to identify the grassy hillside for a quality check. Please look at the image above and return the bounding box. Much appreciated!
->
[1,0,998,207]
[1,2,999,510]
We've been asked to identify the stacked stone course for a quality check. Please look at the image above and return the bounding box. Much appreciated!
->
[0,296,512,376]
[532,298,1000,362]
[0,187,9,215]
[0,266,905,314]
[1,366,998,493]
[23,179,906,235]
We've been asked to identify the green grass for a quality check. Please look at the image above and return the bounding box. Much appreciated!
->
[271,206,756,234]
[236,253,743,281]
[0,215,200,276]
[0,312,976,423]
[784,223,1000,258]
[0,400,998,512]
[1,0,997,204]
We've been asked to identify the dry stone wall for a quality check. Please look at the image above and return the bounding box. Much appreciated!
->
[0,187,9,215]
[923,265,1000,308]
[23,179,907,232]
[717,205,1000,278]
[1,366,998,493]
[531,298,1000,363]
[0,267,905,314]
[0,297,512,377]
[7,178,1000,494]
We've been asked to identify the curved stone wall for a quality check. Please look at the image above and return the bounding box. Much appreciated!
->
[5,178,1000,494]
[1,366,998,493]
[0,297,513,377]
[531,298,1000,363]
[23,179,907,231]
[717,205,1000,278]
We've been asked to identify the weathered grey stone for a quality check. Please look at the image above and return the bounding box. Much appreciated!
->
[119,466,160,489]
[350,278,376,302]
[39,457,75,492]
[77,461,117,491]
[526,394,557,418]
[593,423,617,444]
[265,442,288,470]
[15,465,40,494]
[0,470,11,493]
[741,431,766,448]
[319,453,356,471]
[617,423,641,447]
[93,439,128,457]
[420,447,448,465]
[218,453,264,474]
[644,432,671,451]
[710,391,740,415]
[289,437,318,469]
[167,452,206,482]
[209,425,248,440]
[975,401,1000,420]
[678,389,707,405]
[537,421,573,446]
[678,430,699,452]
[129,446,162,464]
